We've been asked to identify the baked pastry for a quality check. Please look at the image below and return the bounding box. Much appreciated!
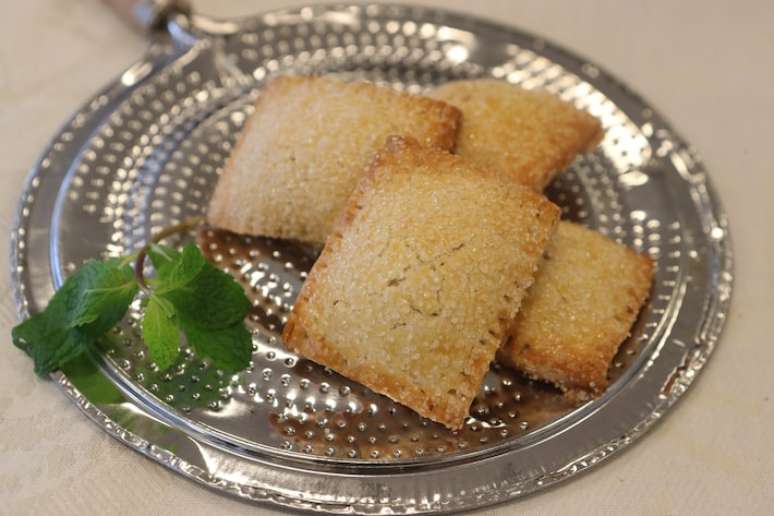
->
[207,75,461,244]
[499,222,654,399]
[283,136,560,429]
[431,79,603,190]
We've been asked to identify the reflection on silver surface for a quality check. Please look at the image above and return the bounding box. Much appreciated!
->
[619,169,650,187]
[10,3,732,514]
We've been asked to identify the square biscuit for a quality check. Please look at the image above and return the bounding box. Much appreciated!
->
[431,79,603,191]
[283,136,560,429]
[207,75,461,244]
[499,222,654,399]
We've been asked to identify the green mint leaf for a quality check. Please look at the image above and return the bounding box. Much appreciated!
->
[161,261,251,329]
[13,315,91,376]
[153,295,176,319]
[150,244,252,371]
[147,244,180,279]
[142,296,180,371]
[180,319,252,372]
[154,243,206,294]
[69,260,138,336]
[10,262,109,376]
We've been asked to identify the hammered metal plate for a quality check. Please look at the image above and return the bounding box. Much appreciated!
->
[10,4,732,513]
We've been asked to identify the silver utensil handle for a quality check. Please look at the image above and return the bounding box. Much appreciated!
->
[102,0,190,32]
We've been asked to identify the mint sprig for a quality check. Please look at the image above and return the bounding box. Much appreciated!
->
[12,223,253,376]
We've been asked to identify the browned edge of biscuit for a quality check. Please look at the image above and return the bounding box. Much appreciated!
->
[533,107,605,191]
[432,80,605,191]
[500,242,655,400]
[317,78,462,152]
[283,136,560,428]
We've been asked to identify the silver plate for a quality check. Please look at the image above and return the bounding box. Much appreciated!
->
[10,4,733,514]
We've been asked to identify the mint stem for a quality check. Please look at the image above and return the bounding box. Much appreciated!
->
[133,216,203,294]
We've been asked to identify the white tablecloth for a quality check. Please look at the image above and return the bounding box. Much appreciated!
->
[1,1,772,514]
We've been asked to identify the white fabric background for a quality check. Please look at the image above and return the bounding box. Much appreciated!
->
[0,1,772,514]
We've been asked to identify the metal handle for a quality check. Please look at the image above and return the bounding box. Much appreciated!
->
[102,0,190,32]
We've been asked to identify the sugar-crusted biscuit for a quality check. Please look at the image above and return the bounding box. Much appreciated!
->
[207,75,461,243]
[499,222,654,399]
[431,79,603,190]
[283,136,560,429]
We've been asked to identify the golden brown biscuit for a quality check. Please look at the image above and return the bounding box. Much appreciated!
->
[207,75,460,244]
[283,136,560,429]
[431,79,603,190]
[499,222,654,399]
